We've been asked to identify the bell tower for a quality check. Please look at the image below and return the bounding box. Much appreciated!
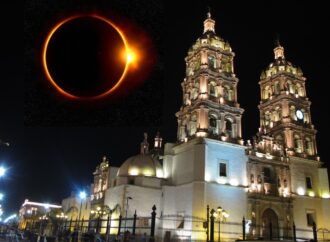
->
[176,10,244,144]
[258,42,318,158]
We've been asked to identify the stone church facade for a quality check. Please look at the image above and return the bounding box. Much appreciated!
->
[83,11,329,242]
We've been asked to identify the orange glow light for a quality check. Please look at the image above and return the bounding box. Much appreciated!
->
[42,15,130,100]
[127,51,135,63]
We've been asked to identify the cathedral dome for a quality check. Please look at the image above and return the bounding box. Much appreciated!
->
[117,154,163,178]
[261,44,303,79]
[117,133,164,178]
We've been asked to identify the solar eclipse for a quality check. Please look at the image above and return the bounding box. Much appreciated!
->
[42,15,136,100]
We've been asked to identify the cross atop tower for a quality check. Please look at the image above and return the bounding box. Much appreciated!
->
[207,6,211,18]
[140,132,149,154]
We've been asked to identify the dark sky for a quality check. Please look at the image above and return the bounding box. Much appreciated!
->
[0,1,329,216]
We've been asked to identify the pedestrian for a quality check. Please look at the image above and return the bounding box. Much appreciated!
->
[71,228,79,242]
[141,232,147,242]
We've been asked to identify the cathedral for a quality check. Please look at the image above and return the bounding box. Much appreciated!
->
[65,11,330,241]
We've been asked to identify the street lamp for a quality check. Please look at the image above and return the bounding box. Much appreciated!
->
[214,206,229,242]
[0,167,6,177]
[78,191,87,223]
[124,196,132,232]
[77,191,87,241]
[0,193,4,200]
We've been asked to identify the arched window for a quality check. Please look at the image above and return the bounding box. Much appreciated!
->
[209,117,217,128]
[286,80,294,94]
[225,62,232,73]
[224,85,232,101]
[272,110,278,122]
[304,137,313,155]
[263,86,272,99]
[262,167,272,183]
[274,81,280,94]
[272,107,282,122]
[225,118,233,137]
[209,81,216,97]
[295,83,304,97]
[250,174,255,184]
[264,111,271,127]
[208,55,216,69]
[209,116,217,135]
[275,135,284,147]
[294,134,302,153]
[283,179,287,188]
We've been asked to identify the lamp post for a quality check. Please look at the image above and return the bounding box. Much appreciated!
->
[77,190,87,242]
[39,215,48,236]
[56,212,68,233]
[91,207,102,233]
[124,196,132,232]
[78,191,87,224]
[91,205,110,233]
[214,206,229,242]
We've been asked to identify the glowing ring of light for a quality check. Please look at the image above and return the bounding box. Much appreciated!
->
[42,15,129,100]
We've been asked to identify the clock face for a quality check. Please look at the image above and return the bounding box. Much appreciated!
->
[296,110,304,120]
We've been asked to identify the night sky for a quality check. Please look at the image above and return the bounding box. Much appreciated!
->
[0,1,329,216]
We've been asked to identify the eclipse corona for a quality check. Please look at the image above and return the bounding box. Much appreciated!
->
[42,15,132,99]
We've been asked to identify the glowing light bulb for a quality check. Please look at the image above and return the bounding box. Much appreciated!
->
[297,187,305,196]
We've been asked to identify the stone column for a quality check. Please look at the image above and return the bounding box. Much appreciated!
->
[201,50,208,65]
[216,119,221,135]
[220,113,226,133]
[284,128,293,150]
[236,116,242,138]
[312,135,317,155]
[198,107,208,130]
[200,75,208,95]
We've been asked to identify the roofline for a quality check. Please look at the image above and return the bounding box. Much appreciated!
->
[22,200,62,208]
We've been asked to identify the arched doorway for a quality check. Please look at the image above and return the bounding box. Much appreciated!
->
[262,208,279,239]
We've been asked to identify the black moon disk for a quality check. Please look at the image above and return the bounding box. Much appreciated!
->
[45,16,126,98]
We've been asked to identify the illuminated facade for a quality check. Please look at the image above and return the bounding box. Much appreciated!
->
[18,199,61,230]
[61,192,90,221]
[77,11,329,242]
[245,42,330,239]
[89,156,118,220]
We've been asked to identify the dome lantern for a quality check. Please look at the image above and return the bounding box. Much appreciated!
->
[203,8,216,34]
